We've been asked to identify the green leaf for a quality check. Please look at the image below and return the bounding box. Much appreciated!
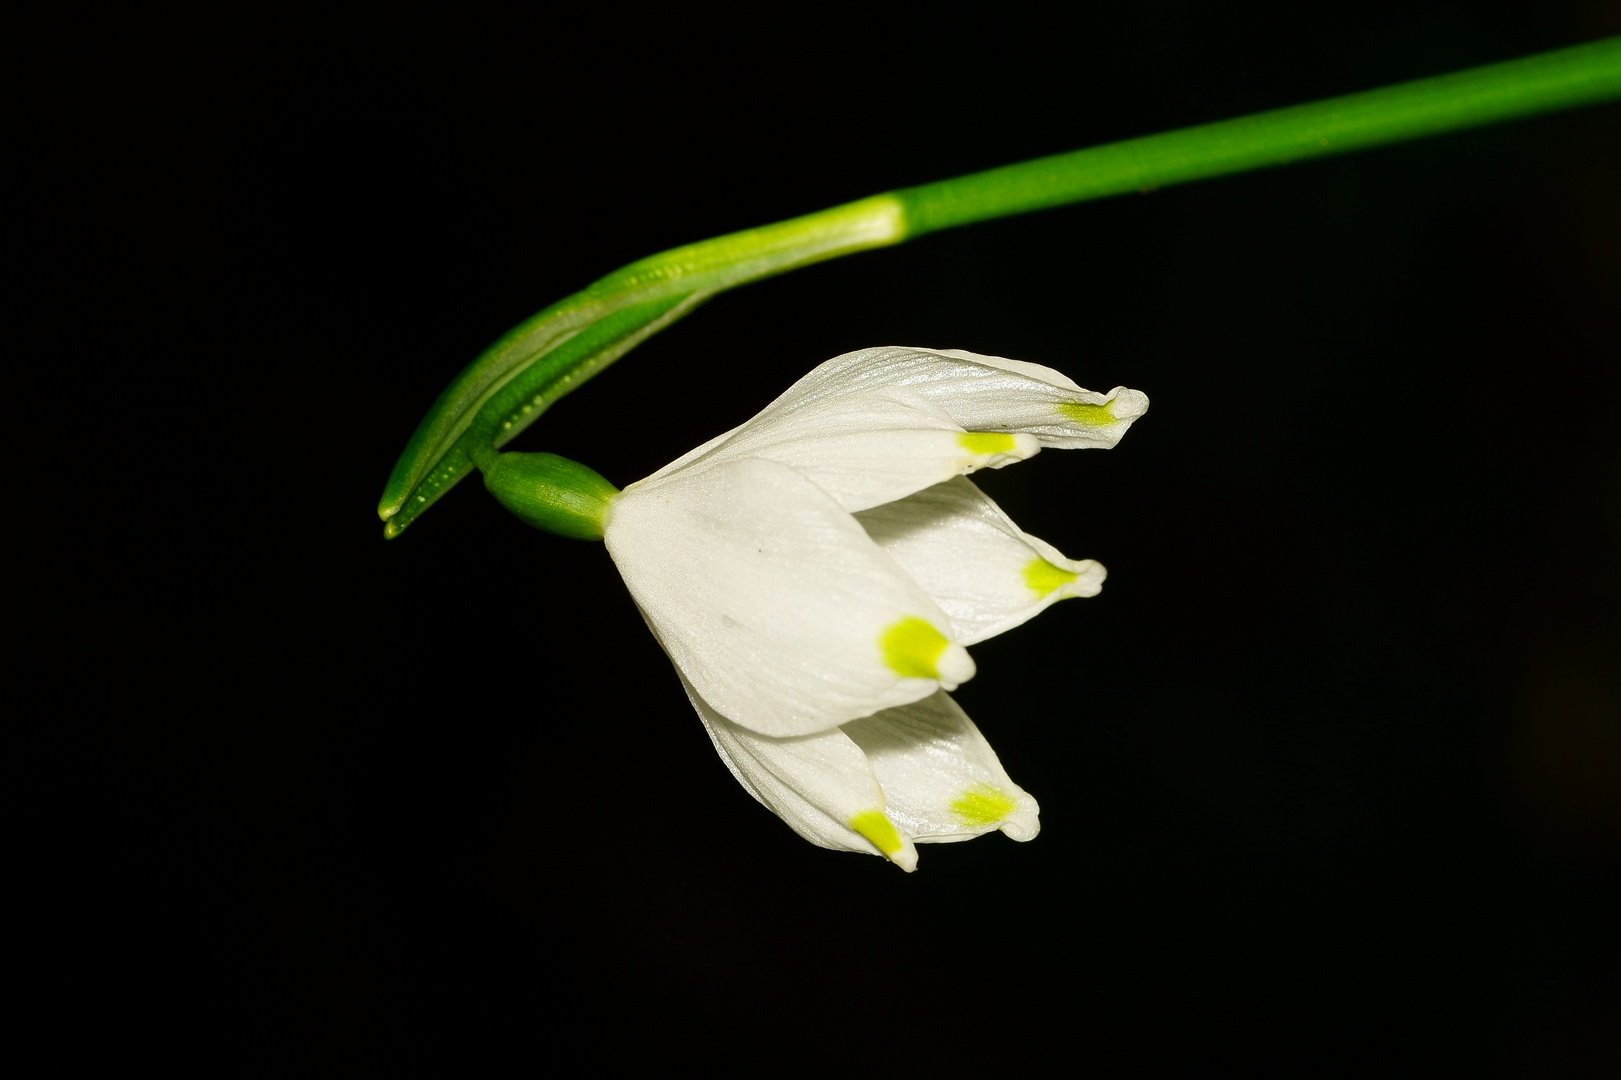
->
[378,196,907,535]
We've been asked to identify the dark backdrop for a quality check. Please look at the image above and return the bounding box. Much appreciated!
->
[71,3,1618,1072]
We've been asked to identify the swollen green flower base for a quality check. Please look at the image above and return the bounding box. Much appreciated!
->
[482,452,618,541]
[378,37,1620,537]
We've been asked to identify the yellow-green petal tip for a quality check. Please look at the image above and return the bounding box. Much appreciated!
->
[850,810,905,856]
[880,616,950,679]
[958,431,1017,455]
[1023,557,1079,597]
[950,784,1018,829]
[1057,401,1116,426]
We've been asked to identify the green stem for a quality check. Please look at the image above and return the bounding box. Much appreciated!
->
[379,37,1621,537]
[896,37,1621,234]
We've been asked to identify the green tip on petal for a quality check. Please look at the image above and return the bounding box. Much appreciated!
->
[957,431,1018,455]
[880,617,951,679]
[1023,557,1079,597]
[1057,401,1116,426]
[951,784,1019,829]
[880,616,974,691]
[850,810,905,856]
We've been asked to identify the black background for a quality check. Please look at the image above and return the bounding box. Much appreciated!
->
[57,2,1618,1072]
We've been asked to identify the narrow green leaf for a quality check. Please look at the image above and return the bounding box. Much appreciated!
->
[378,196,906,532]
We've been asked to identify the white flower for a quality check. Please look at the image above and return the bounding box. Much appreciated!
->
[602,346,1148,870]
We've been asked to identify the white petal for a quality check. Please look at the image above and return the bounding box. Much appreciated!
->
[754,346,1148,449]
[681,670,919,871]
[928,348,1086,390]
[842,691,1040,844]
[867,347,1149,449]
[605,456,975,737]
[856,476,1105,646]
[637,347,1146,504]
[637,385,1038,514]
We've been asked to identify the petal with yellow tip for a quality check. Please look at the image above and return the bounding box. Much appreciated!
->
[842,691,1039,844]
[607,456,970,737]
[856,476,1105,646]
[680,669,919,871]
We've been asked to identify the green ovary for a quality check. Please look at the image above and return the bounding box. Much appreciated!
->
[951,784,1018,828]
[881,617,951,679]
[850,810,904,855]
[1057,401,1115,426]
[1023,557,1078,597]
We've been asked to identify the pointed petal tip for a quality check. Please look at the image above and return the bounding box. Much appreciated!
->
[1064,558,1106,598]
[999,814,1041,842]
[935,643,976,690]
[850,809,919,871]
[1107,386,1150,421]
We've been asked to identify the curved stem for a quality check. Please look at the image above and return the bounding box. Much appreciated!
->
[380,37,1621,537]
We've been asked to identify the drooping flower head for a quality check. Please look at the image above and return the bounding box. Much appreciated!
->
[599,346,1147,870]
